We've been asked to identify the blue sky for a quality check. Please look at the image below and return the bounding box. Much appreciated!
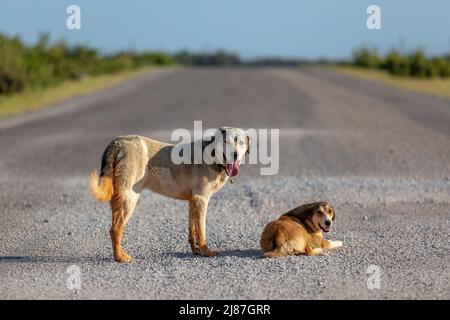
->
[0,0,449,59]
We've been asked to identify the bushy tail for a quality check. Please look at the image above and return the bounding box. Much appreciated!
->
[262,249,286,258]
[89,141,117,203]
[261,234,286,258]
[89,171,113,203]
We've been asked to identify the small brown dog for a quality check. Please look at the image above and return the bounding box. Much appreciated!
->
[260,202,343,258]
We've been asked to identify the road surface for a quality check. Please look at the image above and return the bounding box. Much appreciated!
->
[0,67,449,299]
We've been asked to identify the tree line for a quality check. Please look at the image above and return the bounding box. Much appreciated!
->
[0,33,177,94]
[351,46,450,78]
[1,33,449,95]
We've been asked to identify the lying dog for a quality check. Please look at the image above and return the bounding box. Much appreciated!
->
[89,127,250,262]
[260,202,343,258]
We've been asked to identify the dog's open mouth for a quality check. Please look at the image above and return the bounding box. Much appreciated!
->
[320,225,331,233]
[225,160,239,177]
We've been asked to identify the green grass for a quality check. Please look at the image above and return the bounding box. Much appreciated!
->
[329,65,450,99]
[0,67,155,119]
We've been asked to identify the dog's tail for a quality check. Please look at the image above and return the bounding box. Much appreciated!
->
[89,171,113,203]
[89,142,116,203]
[262,249,286,258]
[261,236,287,258]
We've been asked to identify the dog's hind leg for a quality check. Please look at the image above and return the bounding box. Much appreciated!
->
[110,189,140,262]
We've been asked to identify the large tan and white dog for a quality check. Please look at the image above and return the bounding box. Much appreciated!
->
[89,127,250,262]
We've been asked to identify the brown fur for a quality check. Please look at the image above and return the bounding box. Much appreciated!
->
[260,202,343,258]
[89,129,250,262]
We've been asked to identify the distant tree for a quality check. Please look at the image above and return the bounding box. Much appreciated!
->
[432,57,450,77]
[174,50,240,66]
[0,33,27,93]
[382,50,410,76]
[409,50,436,78]
[352,46,381,69]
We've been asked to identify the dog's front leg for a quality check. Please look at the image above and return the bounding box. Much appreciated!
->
[188,202,199,255]
[321,239,343,250]
[305,245,323,256]
[190,195,217,257]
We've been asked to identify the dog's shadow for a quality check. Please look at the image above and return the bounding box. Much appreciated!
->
[0,256,110,263]
[166,249,262,260]
[0,250,262,264]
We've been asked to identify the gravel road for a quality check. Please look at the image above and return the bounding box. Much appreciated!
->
[0,67,449,299]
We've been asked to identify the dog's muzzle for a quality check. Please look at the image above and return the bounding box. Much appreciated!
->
[225,160,239,177]
[223,152,240,177]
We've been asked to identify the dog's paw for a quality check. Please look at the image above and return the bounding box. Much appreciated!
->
[114,252,132,263]
[203,251,219,257]
[189,243,200,255]
[332,241,343,248]
[200,247,219,257]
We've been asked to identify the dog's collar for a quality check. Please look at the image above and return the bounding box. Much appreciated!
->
[209,162,237,184]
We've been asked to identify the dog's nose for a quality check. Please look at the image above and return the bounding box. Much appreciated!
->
[325,220,331,227]
[233,151,238,160]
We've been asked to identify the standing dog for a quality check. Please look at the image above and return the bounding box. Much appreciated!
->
[260,202,343,258]
[89,127,250,262]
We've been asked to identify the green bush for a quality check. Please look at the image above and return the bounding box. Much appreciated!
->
[382,50,411,76]
[136,52,176,66]
[352,47,381,69]
[432,58,450,77]
[0,33,177,96]
[0,34,28,93]
[0,71,27,94]
[353,46,450,79]
[174,50,241,66]
[409,50,436,78]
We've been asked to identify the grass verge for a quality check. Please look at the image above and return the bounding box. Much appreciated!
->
[0,67,155,119]
[329,65,450,99]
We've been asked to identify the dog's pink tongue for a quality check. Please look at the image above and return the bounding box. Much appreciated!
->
[227,161,239,177]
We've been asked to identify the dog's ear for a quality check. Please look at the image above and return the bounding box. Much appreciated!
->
[322,202,335,220]
[284,202,324,221]
[246,135,251,155]
[330,204,335,221]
